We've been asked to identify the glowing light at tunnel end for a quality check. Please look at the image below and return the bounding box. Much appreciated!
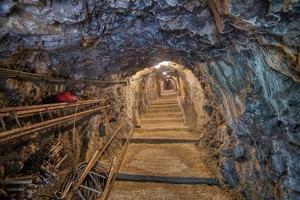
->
[153,61,172,70]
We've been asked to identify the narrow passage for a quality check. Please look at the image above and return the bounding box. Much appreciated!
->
[109,90,236,200]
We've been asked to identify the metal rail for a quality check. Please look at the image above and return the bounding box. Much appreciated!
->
[55,118,133,200]
[0,100,110,143]
[99,130,134,200]
[0,99,107,117]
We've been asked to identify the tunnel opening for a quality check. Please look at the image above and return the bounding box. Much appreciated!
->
[125,61,212,131]
[162,78,175,91]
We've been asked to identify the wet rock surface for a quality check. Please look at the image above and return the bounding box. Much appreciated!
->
[0,1,300,200]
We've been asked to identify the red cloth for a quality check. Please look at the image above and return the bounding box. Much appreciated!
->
[54,92,77,103]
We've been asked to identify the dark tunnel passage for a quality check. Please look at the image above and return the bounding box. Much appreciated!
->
[0,1,300,200]
[162,78,175,91]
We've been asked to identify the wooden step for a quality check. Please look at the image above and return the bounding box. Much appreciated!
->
[135,127,190,132]
[146,109,181,114]
[130,138,199,144]
[147,107,181,112]
[152,99,178,103]
[142,112,183,118]
[150,103,179,108]
[140,117,184,123]
[118,143,212,177]
[109,181,232,200]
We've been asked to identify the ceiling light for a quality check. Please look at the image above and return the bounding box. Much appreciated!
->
[163,72,167,75]
[160,61,171,65]
[154,65,160,69]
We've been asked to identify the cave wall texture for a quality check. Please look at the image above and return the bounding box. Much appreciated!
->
[175,66,210,129]
[198,47,300,200]
[126,68,160,126]
[0,81,128,190]
[0,0,300,200]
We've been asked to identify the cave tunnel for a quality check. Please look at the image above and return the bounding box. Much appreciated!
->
[0,1,300,200]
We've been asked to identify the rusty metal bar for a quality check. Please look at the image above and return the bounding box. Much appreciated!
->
[99,130,134,200]
[55,115,132,200]
[88,173,101,191]
[69,121,126,197]
[79,185,102,194]
[0,99,107,118]
[0,105,110,143]
[77,190,87,200]
[56,154,68,169]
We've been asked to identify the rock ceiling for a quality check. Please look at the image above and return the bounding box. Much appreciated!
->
[0,0,299,80]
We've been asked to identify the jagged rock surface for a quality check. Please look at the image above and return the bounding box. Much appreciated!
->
[0,1,300,199]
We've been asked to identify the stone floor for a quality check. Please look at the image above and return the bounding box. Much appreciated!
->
[109,91,239,200]
[118,143,212,177]
[110,182,234,200]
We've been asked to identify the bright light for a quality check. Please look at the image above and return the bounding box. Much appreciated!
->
[160,61,171,65]
[154,65,160,69]
[163,72,167,75]
[153,61,172,70]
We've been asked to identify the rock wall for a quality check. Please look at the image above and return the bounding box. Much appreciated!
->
[126,68,160,126]
[197,46,300,200]
[0,0,299,199]
[176,67,210,130]
[165,44,300,199]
